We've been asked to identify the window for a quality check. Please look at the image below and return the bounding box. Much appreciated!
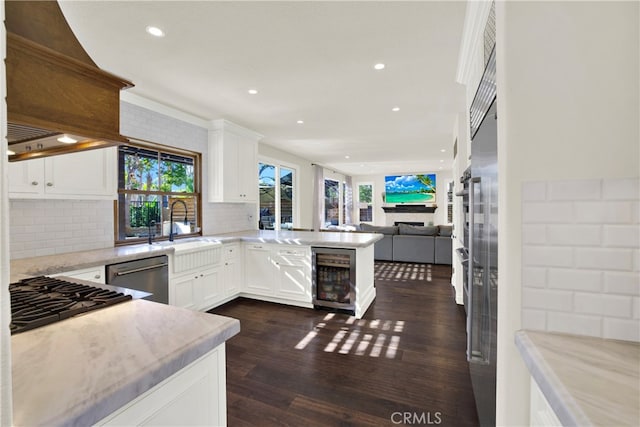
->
[324,178,340,227]
[259,161,296,230]
[115,143,200,243]
[358,183,373,223]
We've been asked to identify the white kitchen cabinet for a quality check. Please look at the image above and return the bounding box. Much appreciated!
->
[172,273,199,310]
[273,246,311,303]
[8,147,116,199]
[208,119,262,203]
[169,245,223,311]
[222,243,242,298]
[51,265,106,284]
[243,243,312,304]
[96,343,227,427]
[199,266,222,311]
[243,243,274,296]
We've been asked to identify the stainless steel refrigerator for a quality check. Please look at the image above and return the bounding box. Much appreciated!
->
[467,98,498,426]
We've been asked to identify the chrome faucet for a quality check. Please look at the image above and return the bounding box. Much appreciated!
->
[169,200,189,242]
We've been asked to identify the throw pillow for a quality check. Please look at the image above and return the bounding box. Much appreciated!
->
[398,223,438,236]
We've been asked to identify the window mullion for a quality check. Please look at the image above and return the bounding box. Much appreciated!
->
[275,166,281,231]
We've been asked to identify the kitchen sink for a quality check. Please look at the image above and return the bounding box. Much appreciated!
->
[153,238,222,253]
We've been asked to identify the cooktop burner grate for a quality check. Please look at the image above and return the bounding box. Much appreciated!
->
[9,276,132,334]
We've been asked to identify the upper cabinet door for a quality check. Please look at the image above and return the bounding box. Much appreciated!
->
[8,147,117,199]
[208,120,261,203]
[8,159,45,195]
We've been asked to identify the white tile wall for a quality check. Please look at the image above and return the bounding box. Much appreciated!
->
[9,199,114,259]
[8,102,257,259]
[521,178,640,342]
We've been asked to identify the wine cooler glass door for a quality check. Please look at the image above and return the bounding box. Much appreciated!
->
[312,247,356,312]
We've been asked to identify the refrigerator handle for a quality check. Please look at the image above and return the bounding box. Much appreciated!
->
[466,177,481,362]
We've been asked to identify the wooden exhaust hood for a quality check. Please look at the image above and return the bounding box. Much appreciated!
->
[5,0,134,161]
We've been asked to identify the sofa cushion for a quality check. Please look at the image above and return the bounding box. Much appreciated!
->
[438,225,453,237]
[398,223,438,236]
[360,223,399,235]
[392,235,435,263]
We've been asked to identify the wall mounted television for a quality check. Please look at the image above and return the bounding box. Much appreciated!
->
[384,173,436,203]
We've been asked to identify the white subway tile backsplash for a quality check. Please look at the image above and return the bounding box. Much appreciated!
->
[573,201,634,224]
[604,272,640,296]
[575,248,634,271]
[522,181,547,201]
[9,199,114,260]
[547,268,603,292]
[523,246,573,268]
[547,179,601,201]
[522,288,573,311]
[522,225,547,244]
[546,225,601,246]
[603,318,640,341]
[522,267,547,288]
[603,225,640,248]
[522,177,639,342]
[522,309,547,330]
[602,178,640,201]
[547,312,602,338]
[522,202,574,224]
[574,293,632,318]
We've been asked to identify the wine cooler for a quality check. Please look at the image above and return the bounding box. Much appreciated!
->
[312,247,356,313]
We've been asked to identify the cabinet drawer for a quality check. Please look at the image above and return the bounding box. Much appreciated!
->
[275,247,310,267]
[173,247,222,274]
[223,244,240,260]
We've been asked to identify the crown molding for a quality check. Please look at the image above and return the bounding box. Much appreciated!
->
[208,119,263,141]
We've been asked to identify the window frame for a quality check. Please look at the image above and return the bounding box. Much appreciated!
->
[257,156,299,231]
[357,182,374,224]
[114,139,202,246]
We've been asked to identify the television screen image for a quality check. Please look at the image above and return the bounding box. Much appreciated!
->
[384,173,436,203]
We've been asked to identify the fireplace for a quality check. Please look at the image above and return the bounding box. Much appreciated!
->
[394,221,424,226]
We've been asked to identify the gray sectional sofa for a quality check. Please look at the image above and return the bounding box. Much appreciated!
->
[359,223,453,265]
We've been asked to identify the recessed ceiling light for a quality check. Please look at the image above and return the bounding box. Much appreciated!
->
[374,63,385,70]
[146,26,165,37]
[439,166,443,170]
[7,149,15,156]
[360,164,365,167]
[440,149,446,153]
[392,107,400,112]
[248,89,258,95]
[345,155,350,159]
[439,159,444,163]
[57,135,77,144]
[297,120,304,124]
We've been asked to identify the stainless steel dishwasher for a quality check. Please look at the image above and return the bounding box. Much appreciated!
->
[106,255,169,304]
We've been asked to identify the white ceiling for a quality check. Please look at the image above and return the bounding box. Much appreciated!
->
[59,1,467,176]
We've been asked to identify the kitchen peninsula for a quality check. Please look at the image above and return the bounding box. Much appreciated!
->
[9,230,381,425]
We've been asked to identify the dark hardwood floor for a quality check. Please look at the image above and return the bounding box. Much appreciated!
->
[209,261,479,426]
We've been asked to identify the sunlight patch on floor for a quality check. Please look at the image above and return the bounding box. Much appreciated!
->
[295,316,405,359]
[375,262,434,282]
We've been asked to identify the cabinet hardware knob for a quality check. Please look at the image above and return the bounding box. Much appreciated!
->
[94,274,101,279]
[31,181,38,186]
[46,182,53,187]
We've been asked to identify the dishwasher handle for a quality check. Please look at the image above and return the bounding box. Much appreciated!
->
[113,262,169,277]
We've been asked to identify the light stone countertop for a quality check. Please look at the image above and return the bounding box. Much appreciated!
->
[11,299,240,427]
[215,229,383,248]
[515,330,640,426]
[10,229,382,282]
